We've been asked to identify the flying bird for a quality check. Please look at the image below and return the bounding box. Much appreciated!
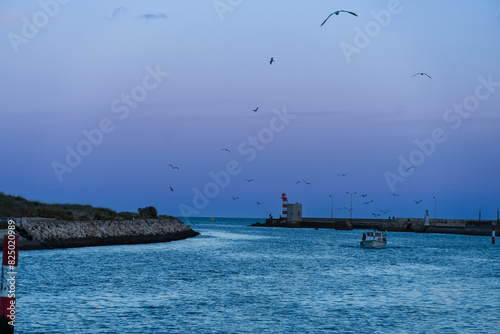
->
[231,195,239,200]
[169,164,179,169]
[221,148,231,153]
[296,181,301,184]
[380,210,390,215]
[321,10,358,26]
[406,166,415,172]
[302,179,312,185]
[253,107,259,112]
[372,213,381,217]
[169,187,174,192]
[360,194,368,197]
[414,200,423,204]
[392,193,400,197]
[363,200,374,205]
[257,201,261,205]
[245,179,255,182]
[339,173,349,177]
[412,73,432,79]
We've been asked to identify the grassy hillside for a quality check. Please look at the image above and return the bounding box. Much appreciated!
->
[0,192,139,221]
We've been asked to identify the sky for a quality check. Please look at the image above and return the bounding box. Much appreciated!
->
[1,0,500,220]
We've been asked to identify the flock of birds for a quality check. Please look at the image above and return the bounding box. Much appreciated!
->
[165,9,432,215]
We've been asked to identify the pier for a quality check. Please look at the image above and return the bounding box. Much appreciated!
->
[0,217,199,250]
[252,217,496,236]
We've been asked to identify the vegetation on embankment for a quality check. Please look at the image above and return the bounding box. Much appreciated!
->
[0,192,170,222]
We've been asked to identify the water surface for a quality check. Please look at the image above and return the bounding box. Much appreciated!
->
[15,218,500,333]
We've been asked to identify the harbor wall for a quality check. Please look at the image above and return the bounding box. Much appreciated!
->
[252,217,496,236]
[0,218,199,250]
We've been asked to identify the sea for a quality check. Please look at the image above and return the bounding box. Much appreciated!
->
[13,218,500,333]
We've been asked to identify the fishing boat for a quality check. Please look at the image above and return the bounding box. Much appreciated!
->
[360,230,387,248]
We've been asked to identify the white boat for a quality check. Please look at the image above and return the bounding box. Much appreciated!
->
[360,230,387,248]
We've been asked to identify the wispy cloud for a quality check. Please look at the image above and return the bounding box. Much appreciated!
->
[140,13,167,20]
[106,6,128,21]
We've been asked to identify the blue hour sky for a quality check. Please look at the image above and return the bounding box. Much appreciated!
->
[1,0,500,220]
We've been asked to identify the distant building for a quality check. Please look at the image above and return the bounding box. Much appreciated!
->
[287,203,302,222]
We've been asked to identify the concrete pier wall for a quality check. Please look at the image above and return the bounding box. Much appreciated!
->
[252,217,496,236]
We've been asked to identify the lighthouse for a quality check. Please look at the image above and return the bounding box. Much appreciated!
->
[281,193,288,222]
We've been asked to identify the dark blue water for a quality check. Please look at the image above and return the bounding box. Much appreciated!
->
[14,218,500,333]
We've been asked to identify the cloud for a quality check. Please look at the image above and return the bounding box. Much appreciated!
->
[140,13,167,20]
[106,6,128,21]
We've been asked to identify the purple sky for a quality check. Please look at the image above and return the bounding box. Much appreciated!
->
[1,0,500,220]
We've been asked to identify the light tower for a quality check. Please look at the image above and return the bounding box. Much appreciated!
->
[281,193,288,222]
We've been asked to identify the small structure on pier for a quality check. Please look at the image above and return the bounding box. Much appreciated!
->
[287,203,303,223]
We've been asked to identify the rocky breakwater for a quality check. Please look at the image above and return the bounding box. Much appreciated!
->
[9,218,199,250]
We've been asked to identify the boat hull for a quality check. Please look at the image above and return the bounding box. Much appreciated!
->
[360,240,386,248]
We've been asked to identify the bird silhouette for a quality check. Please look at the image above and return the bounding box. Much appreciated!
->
[372,213,381,217]
[360,194,368,197]
[339,173,349,177]
[363,200,374,205]
[245,179,255,182]
[253,107,259,112]
[231,195,239,200]
[257,201,261,205]
[270,57,275,65]
[169,164,179,169]
[221,148,231,153]
[380,210,390,214]
[414,200,423,204]
[302,179,312,184]
[406,166,415,172]
[412,73,432,79]
[321,10,358,26]
[392,193,400,197]
[296,181,301,184]
[169,186,174,192]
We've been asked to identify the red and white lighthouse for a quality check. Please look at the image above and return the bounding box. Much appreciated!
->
[281,193,288,222]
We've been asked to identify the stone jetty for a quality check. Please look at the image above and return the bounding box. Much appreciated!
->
[1,217,199,250]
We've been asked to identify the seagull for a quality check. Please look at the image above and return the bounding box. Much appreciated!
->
[270,57,275,65]
[257,201,261,205]
[302,179,312,185]
[372,213,381,217]
[253,107,259,112]
[221,148,231,153]
[406,166,415,172]
[412,73,432,79]
[363,200,374,205]
[169,186,174,192]
[414,200,423,204]
[360,194,368,197]
[321,10,358,26]
[296,181,301,184]
[231,195,239,200]
[169,164,179,169]
[245,179,255,182]
[392,193,400,197]
[380,210,390,215]
[339,173,349,177]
